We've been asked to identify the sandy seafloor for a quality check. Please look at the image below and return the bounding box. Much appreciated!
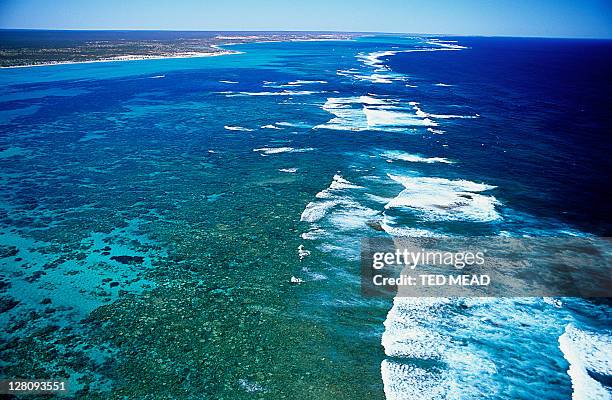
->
[0,35,611,399]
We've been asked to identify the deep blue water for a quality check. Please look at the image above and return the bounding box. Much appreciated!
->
[0,35,610,399]
[386,37,612,235]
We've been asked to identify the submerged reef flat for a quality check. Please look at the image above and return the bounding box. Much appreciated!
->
[0,30,357,67]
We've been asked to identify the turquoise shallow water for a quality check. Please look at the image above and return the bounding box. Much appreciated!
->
[0,36,610,399]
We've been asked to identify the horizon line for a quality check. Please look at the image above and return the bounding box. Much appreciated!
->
[0,28,611,40]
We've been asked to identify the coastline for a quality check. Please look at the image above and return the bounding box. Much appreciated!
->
[0,49,241,69]
[0,35,358,70]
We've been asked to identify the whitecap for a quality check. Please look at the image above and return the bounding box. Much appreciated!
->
[357,42,466,72]
[382,297,452,359]
[426,39,468,50]
[253,147,314,155]
[328,174,363,190]
[224,125,253,131]
[227,90,321,97]
[364,107,437,128]
[381,150,454,164]
[301,200,342,223]
[379,215,439,237]
[381,359,449,400]
[301,227,326,240]
[385,174,501,222]
[275,121,311,128]
[381,297,499,399]
[297,244,311,260]
[287,80,327,85]
[315,96,437,132]
[300,175,365,223]
[559,324,612,400]
[410,101,478,120]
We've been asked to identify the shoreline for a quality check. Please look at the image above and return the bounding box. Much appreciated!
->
[0,49,242,69]
[0,37,357,70]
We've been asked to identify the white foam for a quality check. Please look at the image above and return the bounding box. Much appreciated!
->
[149,75,165,79]
[279,168,298,173]
[226,90,320,97]
[381,359,449,400]
[559,324,612,400]
[297,244,311,260]
[327,205,379,230]
[261,124,282,129]
[388,173,494,193]
[348,43,467,87]
[410,102,478,120]
[358,50,397,69]
[329,174,363,190]
[385,174,501,222]
[428,113,478,119]
[379,224,437,238]
[219,80,238,84]
[542,297,563,308]
[287,80,327,85]
[300,175,364,223]
[338,53,410,83]
[381,297,498,400]
[275,121,311,128]
[301,227,326,240]
[382,150,454,164]
[337,68,407,84]
[382,297,452,358]
[365,193,394,204]
[261,81,279,87]
[224,125,253,131]
[299,174,380,261]
[253,147,314,155]
[315,96,437,132]
[364,107,437,127]
[379,215,439,237]
[359,74,394,84]
[336,69,358,78]
[358,42,466,71]
[300,200,341,222]
[381,299,454,400]
[313,175,363,200]
[426,40,468,50]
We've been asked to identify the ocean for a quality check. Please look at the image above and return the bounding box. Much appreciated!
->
[0,34,610,399]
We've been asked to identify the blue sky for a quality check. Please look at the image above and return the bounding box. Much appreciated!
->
[1,0,611,38]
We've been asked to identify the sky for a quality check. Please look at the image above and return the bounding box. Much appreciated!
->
[1,0,611,38]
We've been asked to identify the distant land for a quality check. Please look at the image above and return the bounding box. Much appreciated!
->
[0,30,357,67]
